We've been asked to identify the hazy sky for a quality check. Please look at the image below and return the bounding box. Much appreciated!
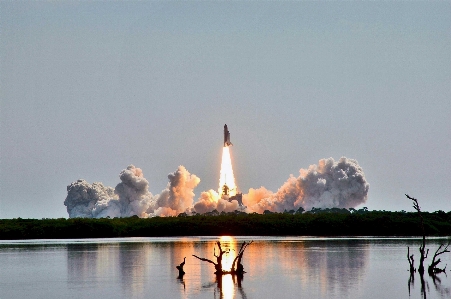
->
[1,1,450,218]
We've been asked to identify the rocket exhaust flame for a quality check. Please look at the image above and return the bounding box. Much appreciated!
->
[218,146,237,197]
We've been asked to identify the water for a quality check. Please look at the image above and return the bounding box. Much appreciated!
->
[0,237,450,299]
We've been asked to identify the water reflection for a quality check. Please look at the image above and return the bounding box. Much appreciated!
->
[205,273,247,299]
[219,236,236,272]
[408,271,451,299]
[54,237,451,298]
[431,274,451,298]
[420,273,429,299]
[306,240,368,291]
[67,243,102,288]
[242,239,369,298]
[218,274,234,299]
[67,242,151,297]
[408,270,415,296]
[194,236,250,299]
[118,243,152,297]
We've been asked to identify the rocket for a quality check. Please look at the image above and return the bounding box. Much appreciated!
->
[224,124,233,147]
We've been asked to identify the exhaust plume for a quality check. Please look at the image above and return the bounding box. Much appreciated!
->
[243,157,369,213]
[64,165,199,218]
[64,157,369,218]
[64,180,115,218]
[193,189,239,214]
[218,147,237,196]
[152,166,200,216]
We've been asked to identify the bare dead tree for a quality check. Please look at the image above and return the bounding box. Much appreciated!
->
[193,241,230,274]
[193,240,253,275]
[230,241,253,275]
[407,246,416,274]
[406,194,449,279]
[176,257,186,278]
[428,243,449,275]
[406,194,429,275]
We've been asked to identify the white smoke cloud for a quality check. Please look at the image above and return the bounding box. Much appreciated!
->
[112,165,154,218]
[64,180,115,218]
[243,157,369,213]
[152,166,200,216]
[193,189,239,214]
[64,165,201,218]
[64,157,369,218]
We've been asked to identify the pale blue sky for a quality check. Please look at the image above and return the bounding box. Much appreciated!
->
[1,1,450,218]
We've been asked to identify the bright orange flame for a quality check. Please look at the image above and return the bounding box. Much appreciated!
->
[218,147,237,196]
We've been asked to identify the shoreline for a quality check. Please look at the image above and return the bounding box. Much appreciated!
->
[1,211,450,240]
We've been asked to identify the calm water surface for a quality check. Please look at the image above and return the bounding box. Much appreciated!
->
[0,237,450,299]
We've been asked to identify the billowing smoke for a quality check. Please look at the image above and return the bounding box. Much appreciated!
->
[64,157,369,218]
[64,165,199,218]
[64,180,116,218]
[152,166,200,216]
[193,190,239,214]
[243,157,369,213]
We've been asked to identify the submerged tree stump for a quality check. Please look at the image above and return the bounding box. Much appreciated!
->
[176,257,186,278]
[230,241,252,275]
[406,194,449,279]
[407,246,416,274]
[428,243,449,275]
[193,240,253,275]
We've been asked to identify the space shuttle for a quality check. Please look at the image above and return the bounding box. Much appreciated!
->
[224,124,233,147]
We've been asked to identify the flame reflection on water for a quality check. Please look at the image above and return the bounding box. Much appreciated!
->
[219,274,235,299]
[219,236,235,271]
[217,236,237,299]
[2,237,448,298]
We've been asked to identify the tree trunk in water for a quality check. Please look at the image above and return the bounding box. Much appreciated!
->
[193,241,229,274]
[427,243,449,275]
[193,240,252,275]
[407,246,415,274]
[406,194,428,275]
[176,257,186,278]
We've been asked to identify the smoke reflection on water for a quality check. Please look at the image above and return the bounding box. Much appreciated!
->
[67,242,154,297]
[242,238,369,298]
[37,237,448,299]
[64,238,369,298]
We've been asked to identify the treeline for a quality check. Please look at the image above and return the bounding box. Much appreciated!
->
[0,209,450,240]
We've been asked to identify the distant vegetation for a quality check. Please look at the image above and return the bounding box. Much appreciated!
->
[1,208,450,240]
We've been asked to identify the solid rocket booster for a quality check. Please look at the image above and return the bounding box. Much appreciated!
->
[224,124,233,147]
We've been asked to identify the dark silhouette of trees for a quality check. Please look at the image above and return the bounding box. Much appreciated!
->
[1,210,450,239]
[295,207,305,214]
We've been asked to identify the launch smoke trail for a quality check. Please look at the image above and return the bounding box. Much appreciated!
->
[64,165,199,218]
[193,189,239,214]
[243,157,369,213]
[152,165,200,216]
[64,157,369,218]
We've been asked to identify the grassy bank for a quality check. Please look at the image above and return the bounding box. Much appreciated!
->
[1,210,450,239]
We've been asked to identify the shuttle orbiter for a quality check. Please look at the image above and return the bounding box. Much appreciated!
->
[224,124,233,147]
